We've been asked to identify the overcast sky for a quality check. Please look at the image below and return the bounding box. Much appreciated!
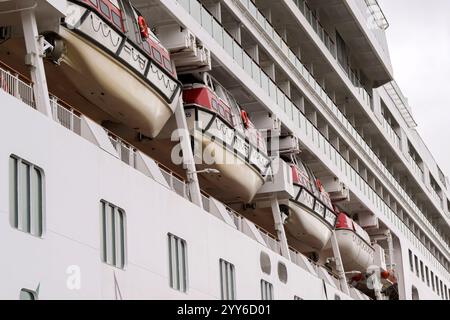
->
[378,0,450,175]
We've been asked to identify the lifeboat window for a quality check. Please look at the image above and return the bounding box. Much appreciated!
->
[9,155,45,238]
[142,41,151,54]
[211,99,219,112]
[111,11,122,29]
[99,0,111,18]
[152,47,162,64]
[163,57,172,73]
[260,280,274,300]
[20,289,38,300]
[89,0,98,7]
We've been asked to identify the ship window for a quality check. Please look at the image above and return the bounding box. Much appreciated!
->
[260,280,273,300]
[168,234,188,293]
[20,289,38,300]
[163,57,172,73]
[9,155,44,238]
[431,271,435,291]
[414,255,419,277]
[420,261,424,282]
[440,280,444,298]
[260,251,271,275]
[436,276,440,295]
[425,266,430,287]
[100,200,127,269]
[89,0,98,7]
[99,1,110,18]
[408,250,413,272]
[111,11,122,29]
[219,259,236,300]
[152,47,162,64]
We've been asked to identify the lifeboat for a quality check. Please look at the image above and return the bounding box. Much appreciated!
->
[180,73,271,203]
[45,0,182,138]
[329,213,375,272]
[282,159,338,252]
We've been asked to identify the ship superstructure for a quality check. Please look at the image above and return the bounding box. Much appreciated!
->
[0,0,449,300]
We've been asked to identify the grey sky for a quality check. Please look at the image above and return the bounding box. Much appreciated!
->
[378,0,450,175]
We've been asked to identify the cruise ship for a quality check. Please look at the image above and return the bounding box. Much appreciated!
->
[0,0,449,301]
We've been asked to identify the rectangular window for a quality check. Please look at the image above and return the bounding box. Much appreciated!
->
[111,11,122,29]
[436,276,440,296]
[408,250,413,272]
[152,47,162,63]
[414,255,419,277]
[9,155,44,237]
[425,266,430,287]
[420,261,424,282]
[445,285,448,300]
[440,281,444,299]
[100,200,127,269]
[168,234,188,293]
[219,259,236,300]
[260,280,273,300]
[163,57,173,73]
[431,271,435,291]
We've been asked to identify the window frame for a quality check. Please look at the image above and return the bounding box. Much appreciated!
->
[9,154,45,238]
[100,200,127,270]
[168,233,189,293]
[219,259,236,300]
[260,279,274,300]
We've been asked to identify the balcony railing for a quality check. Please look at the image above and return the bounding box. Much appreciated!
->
[176,0,450,277]
[50,95,82,135]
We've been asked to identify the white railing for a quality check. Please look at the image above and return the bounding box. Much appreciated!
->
[0,64,34,107]
[50,96,82,135]
[108,132,138,168]
[160,167,191,200]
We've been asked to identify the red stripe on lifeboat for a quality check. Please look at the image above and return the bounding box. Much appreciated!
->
[183,87,213,110]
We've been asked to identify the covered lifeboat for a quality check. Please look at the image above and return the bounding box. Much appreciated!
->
[47,0,182,138]
[181,73,271,203]
[328,212,375,272]
[282,160,338,252]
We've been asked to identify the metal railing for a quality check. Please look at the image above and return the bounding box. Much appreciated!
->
[0,61,34,107]
[107,131,138,168]
[50,95,82,135]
